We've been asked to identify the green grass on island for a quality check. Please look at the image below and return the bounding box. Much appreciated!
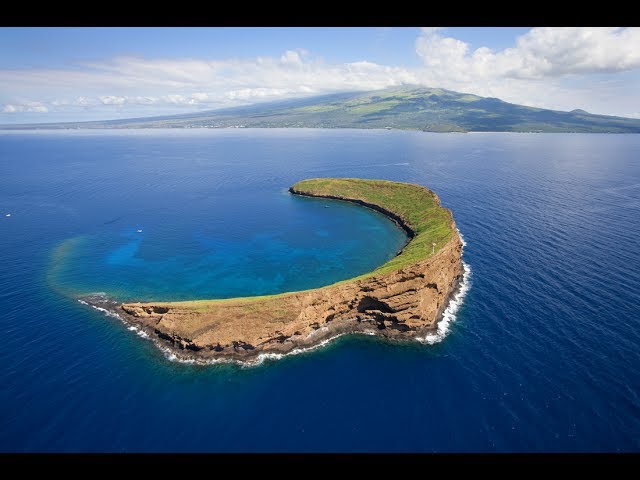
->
[149,178,456,308]
[291,178,454,278]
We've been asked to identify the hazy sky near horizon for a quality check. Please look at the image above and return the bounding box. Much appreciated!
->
[1,27,640,124]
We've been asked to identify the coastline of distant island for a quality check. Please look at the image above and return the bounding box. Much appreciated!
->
[3,85,640,133]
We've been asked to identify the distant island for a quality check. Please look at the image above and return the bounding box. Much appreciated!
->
[81,178,464,362]
[3,85,640,133]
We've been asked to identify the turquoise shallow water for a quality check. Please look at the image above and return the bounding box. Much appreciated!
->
[1,129,639,452]
[50,187,406,302]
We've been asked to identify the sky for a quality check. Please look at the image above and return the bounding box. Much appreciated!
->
[1,27,640,124]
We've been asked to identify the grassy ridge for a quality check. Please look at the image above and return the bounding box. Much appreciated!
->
[291,178,454,277]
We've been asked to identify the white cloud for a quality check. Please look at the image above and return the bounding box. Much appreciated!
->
[48,93,221,109]
[74,96,92,106]
[513,27,640,76]
[190,92,209,101]
[0,52,414,101]
[280,50,303,66]
[161,94,216,106]
[51,96,99,107]
[100,95,127,105]
[411,27,640,116]
[415,27,640,81]
[2,101,48,113]
[225,88,289,101]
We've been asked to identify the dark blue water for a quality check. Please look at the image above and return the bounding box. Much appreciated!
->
[1,129,639,452]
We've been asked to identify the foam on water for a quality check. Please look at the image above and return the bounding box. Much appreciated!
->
[156,331,355,367]
[417,229,471,345]
[417,261,471,345]
[78,296,151,338]
[78,299,122,320]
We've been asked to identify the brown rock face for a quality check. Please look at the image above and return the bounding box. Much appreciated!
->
[118,229,463,362]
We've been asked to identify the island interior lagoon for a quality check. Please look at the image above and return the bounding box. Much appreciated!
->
[83,177,465,363]
[1,129,639,452]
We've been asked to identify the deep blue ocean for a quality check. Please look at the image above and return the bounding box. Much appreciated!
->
[1,129,639,452]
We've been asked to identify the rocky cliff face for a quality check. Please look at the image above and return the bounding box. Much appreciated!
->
[118,227,463,362]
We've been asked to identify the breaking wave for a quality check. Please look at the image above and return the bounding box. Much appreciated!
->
[417,229,471,345]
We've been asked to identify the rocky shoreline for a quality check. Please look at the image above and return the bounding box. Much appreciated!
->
[79,179,464,363]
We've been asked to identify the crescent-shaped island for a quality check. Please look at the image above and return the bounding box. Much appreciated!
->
[84,178,464,362]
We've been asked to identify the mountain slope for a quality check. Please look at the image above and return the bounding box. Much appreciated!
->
[4,86,640,133]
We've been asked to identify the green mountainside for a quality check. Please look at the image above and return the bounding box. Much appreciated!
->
[4,85,640,133]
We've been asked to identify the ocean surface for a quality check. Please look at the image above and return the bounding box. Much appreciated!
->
[1,129,639,452]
